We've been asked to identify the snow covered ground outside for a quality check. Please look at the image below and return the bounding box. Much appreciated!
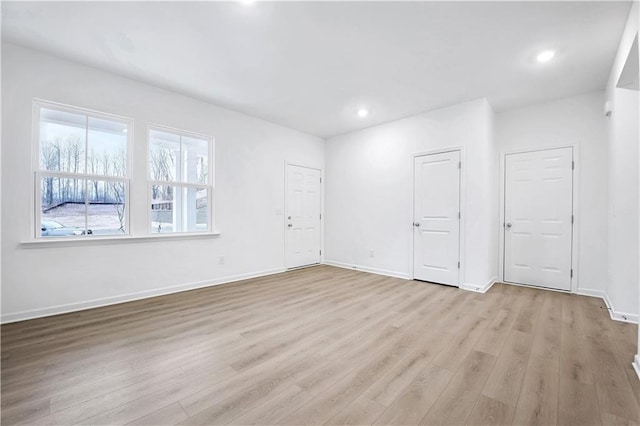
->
[42,203,124,234]
[42,203,207,234]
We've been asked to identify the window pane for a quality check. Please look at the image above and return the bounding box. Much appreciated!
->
[39,108,86,174]
[87,117,128,177]
[182,136,208,184]
[149,130,179,182]
[151,184,176,233]
[87,180,126,235]
[40,176,87,237]
[150,185,208,233]
[183,187,209,232]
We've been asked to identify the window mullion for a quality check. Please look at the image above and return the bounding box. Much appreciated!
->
[38,170,128,183]
[178,136,183,231]
[84,116,89,234]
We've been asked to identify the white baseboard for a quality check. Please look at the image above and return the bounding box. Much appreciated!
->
[602,292,639,324]
[322,260,411,280]
[1,267,286,324]
[633,354,640,381]
[575,288,606,299]
[576,288,639,324]
[460,276,497,294]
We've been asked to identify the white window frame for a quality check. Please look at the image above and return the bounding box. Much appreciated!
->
[147,124,214,235]
[32,99,133,240]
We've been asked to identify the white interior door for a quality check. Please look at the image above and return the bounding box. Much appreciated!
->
[286,164,321,269]
[504,147,573,291]
[413,151,461,286]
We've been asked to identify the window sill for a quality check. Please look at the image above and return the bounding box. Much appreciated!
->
[21,231,221,248]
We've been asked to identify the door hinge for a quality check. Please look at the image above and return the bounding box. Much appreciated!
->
[571,215,574,224]
[320,177,322,183]
[572,161,575,170]
[320,213,322,220]
[570,269,573,278]
[320,249,322,255]
[457,261,460,269]
[458,161,461,169]
[458,212,461,219]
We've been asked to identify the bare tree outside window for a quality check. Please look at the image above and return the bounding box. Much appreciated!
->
[37,104,130,238]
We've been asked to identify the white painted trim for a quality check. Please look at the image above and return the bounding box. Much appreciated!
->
[576,288,639,324]
[633,355,640,381]
[575,288,606,299]
[498,144,580,293]
[603,292,639,324]
[506,281,571,294]
[146,124,215,235]
[21,231,222,247]
[323,260,411,280]
[411,146,466,286]
[1,267,286,324]
[32,99,135,241]
[460,276,497,294]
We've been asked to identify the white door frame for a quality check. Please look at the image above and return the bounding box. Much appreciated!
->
[411,147,466,285]
[284,161,324,268]
[498,144,580,293]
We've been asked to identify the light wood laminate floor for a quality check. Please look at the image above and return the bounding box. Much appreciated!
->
[2,265,639,425]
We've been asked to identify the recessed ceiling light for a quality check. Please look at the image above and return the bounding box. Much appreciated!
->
[536,50,555,63]
[357,108,369,118]
[239,0,255,5]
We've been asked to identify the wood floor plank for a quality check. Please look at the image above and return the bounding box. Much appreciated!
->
[226,385,314,426]
[430,314,490,372]
[420,350,496,425]
[512,289,545,335]
[480,329,532,406]
[125,402,188,426]
[530,294,562,361]
[325,395,387,425]
[557,377,602,426]
[511,355,559,425]
[473,308,517,357]
[586,335,640,422]
[0,395,50,425]
[0,267,637,426]
[465,395,514,426]
[374,366,453,425]
[559,314,594,386]
[600,411,640,426]
[281,323,434,425]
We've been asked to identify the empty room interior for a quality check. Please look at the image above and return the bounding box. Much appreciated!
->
[1,1,640,425]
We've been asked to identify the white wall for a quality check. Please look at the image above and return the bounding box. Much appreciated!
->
[1,43,324,322]
[495,91,609,296]
[637,0,640,381]
[605,1,640,323]
[324,98,498,290]
[607,89,639,319]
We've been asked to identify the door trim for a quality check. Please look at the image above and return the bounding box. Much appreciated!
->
[411,147,465,285]
[498,144,580,293]
[284,161,324,269]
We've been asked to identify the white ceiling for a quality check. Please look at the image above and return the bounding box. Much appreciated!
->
[1,1,632,138]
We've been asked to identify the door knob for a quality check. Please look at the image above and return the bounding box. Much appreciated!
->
[413,222,420,227]
[506,223,512,229]
[288,223,293,227]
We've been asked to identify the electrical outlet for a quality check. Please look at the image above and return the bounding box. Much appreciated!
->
[369,250,375,258]
[219,256,225,265]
